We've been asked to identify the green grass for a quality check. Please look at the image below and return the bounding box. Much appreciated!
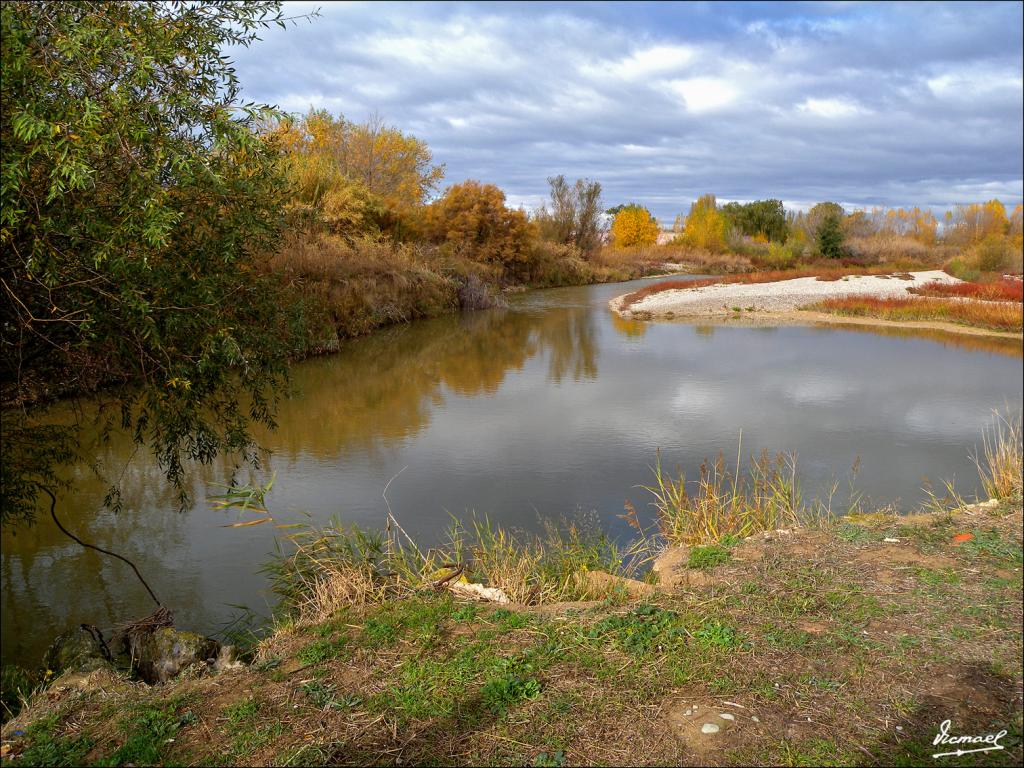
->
[7,497,1021,768]
[687,543,732,569]
[533,750,566,767]
[693,620,742,649]
[480,667,542,717]
[915,567,962,587]
[490,607,530,630]
[761,625,816,650]
[96,700,193,767]
[298,680,361,711]
[356,595,459,649]
[960,528,1024,564]
[220,697,284,762]
[296,635,348,665]
[835,523,878,544]
[11,715,94,767]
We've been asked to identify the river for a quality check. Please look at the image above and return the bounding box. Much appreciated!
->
[2,276,1021,665]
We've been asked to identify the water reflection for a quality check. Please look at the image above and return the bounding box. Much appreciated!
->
[262,305,600,461]
[611,313,648,339]
[2,277,1021,667]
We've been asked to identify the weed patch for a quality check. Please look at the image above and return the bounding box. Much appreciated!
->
[688,544,732,569]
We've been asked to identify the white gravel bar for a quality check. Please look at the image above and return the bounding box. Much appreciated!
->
[617,270,960,317]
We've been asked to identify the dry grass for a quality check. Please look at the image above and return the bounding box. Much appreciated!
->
[592,244,673,269]
[267,511,646,620]
[976,410,1023,501]
[909,276,1023,302]
[618,266,913,311]
[806,295,1023,333]
[845,234,952,263]
[595,243,753,273]
[645,446,816,546]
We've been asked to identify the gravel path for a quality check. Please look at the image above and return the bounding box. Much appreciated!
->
[618,270,960,316]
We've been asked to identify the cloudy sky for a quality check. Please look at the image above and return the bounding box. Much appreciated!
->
[232,1,1023,220]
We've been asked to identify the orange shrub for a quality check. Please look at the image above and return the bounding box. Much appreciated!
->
[807,296,1022,333]
[909,277,1023,303]
[423,181,536,278]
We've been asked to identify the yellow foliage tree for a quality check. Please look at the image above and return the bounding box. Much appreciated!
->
[874,207,938,244]
[684,194,727,252]
[945,199,1010,245]
[611,205,659,247]
[272,110,445,234]
[1010,204,1023,250]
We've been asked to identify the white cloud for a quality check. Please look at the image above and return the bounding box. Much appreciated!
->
[230,1,1023,218]
[669,77,741,113]
[797,97,865,118]
[588,44,696,81]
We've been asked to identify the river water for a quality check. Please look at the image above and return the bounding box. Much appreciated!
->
[2,276,1021,665]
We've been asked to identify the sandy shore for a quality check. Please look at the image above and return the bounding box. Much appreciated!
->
[610,270,1023,341]
[612,270,959,316]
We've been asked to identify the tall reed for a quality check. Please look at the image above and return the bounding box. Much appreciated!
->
[266,511,645,621]
[643,443,810,546]
[975,410,1023,501]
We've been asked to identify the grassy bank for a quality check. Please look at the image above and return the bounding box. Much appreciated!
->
[2,501,1020,767]
[2,418,1020,767]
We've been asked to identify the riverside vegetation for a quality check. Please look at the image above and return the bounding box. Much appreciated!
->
[1,414,1021,766]
[1,4,1023,765]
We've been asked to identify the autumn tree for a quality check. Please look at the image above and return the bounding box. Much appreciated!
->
[1010,204,1023,249]
[611,205,660,247]
[843,210,875,238]
[273,110,444,236]
[1,1,306,524]
[423,181,535,279]
[683,194,727,251]
[944,200,1010,245]
[888,207,938,244]
[536,176,604,254]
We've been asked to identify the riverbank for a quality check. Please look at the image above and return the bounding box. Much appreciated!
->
[611,271,1024,339]
[268,236,692,359]
[2,497,1021,766]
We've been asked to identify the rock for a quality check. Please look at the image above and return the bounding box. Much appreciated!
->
[667,700,740,742]
[449,582,511,604]
[212,644,245,673]
[651,547,717,589]
[43,626,112,678]
[583,570,658,599]
[128,627,219,683]
[652,546,689,588]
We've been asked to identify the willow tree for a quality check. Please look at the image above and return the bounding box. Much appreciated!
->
[0,1,312,524]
